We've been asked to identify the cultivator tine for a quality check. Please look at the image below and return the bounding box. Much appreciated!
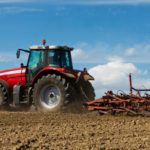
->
[124,108,137,115]
[98,110,109,115]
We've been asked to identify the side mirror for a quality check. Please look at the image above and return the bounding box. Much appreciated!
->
[16,49,20,59]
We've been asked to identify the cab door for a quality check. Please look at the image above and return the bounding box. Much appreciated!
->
[27,50,45,83]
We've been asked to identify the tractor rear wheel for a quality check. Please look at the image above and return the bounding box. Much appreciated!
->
[81,80,95,101]
[33,74,70,112]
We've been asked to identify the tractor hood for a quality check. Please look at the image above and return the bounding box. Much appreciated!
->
[0,67,26,77]
[0,67,26,87]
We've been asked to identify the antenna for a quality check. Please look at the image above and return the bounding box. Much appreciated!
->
[42,39,46,46]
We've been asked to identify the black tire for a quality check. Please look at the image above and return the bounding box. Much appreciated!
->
[0,84,8,106]
[81,80,95,101]
[33,74,70,112]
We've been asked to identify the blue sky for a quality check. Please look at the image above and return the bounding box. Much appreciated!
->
[1,0,150,96]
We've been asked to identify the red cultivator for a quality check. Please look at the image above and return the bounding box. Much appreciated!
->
[85,74,150,116]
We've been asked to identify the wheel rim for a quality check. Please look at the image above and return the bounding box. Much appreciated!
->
[39,85,61,109]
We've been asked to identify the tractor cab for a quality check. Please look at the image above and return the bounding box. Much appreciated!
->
[27,45,73,81]
[17,41,74,83]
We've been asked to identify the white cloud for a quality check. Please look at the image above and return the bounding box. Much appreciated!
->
[89,58,137,89]
[0,7,42,14]
[0,0,31,3]
[0,54,14,62]
[124,44,150,63]
[72,48,88,61]
[64,0,150,5]
[125,48,136,56]
[1,0,150,5]
[88,56,150,97]
[73,42,111,64]
[74,42,150,64]
[85,0,150,5]
[107,56,124,62]
[88,55,150,97]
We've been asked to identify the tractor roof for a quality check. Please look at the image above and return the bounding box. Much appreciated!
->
[30,45,73,51]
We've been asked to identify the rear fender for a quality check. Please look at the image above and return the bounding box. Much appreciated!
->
[31,69,76,87]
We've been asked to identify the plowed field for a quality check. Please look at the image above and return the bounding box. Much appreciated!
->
[0,112,149,150]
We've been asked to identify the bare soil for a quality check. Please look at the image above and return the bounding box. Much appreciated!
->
[0,111,149,150]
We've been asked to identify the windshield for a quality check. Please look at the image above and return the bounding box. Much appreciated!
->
[48,50,73,69]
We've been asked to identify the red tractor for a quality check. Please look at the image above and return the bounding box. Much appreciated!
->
[0,40,95,111]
